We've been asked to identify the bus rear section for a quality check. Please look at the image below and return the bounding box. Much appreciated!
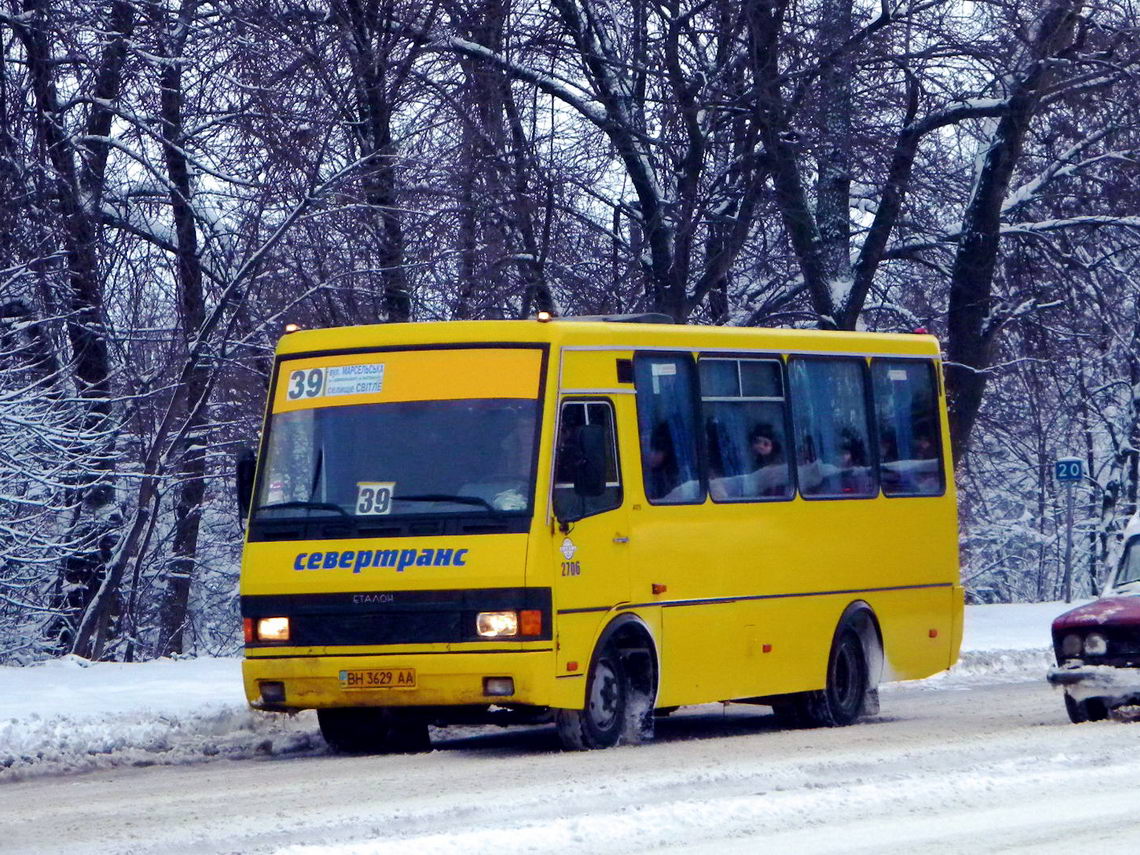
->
[542,336,963,748]
[240,340,557,752]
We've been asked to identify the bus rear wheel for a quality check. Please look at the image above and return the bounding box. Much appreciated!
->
[317,707,431,754]
[556,646,628,750]
[799,628,869,728]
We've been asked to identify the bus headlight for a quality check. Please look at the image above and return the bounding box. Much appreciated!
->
[1083,632,1108,656]
[257,616,291,642]
[1060,633,1082,657]
[476,611,518,637]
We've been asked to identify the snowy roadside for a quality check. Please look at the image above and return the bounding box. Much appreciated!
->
[0,657,323,782]
[0,602,1072,782]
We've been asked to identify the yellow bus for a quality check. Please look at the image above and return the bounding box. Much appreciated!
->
[238,316,963,752]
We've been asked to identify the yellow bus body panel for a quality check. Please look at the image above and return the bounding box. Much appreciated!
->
[273,348,542,413]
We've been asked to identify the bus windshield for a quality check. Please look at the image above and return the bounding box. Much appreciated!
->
[254,398,539,520]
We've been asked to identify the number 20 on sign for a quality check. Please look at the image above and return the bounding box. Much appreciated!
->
[1055,457,1082,483]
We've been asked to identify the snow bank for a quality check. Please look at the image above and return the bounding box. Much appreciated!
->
[0,656,320,781]
[961,600,1069,652]
[927,600,1070,686]
[0,602,1073,781]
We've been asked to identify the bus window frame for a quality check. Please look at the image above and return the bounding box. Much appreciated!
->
[871,357,947,499]
[632,351,707,506]
[697,352,797,504]
[248,342,549,541]
[786,354,880,502]
[551,397,624,522]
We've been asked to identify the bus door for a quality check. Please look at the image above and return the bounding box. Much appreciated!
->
[550,398,630,669]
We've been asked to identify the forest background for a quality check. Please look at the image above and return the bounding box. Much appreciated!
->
[2,0,1138,662]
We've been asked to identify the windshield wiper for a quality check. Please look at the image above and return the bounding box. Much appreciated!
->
[394,494,504,516]
[254,500,353,520]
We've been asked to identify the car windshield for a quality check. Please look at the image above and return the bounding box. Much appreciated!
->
[1115,540,1140,589]
[254,398,539,520]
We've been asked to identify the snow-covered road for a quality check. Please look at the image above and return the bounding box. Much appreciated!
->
[5,679,1140,853]
[4,603,1140,853]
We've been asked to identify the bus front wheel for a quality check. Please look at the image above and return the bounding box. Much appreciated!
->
[556,645,628,750]
[317,707,431,754]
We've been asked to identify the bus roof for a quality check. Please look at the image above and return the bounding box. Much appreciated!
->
[275,318,943,360]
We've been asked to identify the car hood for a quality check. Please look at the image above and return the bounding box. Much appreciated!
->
[1053,594,1140,632]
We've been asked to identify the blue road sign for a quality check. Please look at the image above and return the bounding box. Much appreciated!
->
[1055,457,1083,483]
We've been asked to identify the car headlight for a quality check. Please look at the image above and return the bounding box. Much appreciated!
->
[1083,631,1108,656]
[1060,633,1082,657]
[476,611,519,637]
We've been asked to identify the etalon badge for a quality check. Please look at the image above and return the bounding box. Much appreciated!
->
[560,537,577,561]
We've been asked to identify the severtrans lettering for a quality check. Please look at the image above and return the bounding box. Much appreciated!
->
[293,547,469,573]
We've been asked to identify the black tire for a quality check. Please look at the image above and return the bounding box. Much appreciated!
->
[800,628,869,727]
[556,646,628,750]
[1064,692,1089,723]
[1065,694,1109,724]
[318,707,432,754]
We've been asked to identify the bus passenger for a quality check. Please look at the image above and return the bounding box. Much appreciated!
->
[644,423,679,500]
[709,422,789,499]
[749,423,782,468]
[748,423,789,496]
[836,431,873,494]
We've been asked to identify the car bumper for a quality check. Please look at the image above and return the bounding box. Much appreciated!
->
[1047,662,1140,702]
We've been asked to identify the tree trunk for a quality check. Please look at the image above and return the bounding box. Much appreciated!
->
[14,0,135,656]
[945,0,1082,463]
[155,0,209,656]
[331,0,413,323]
[814,0,854,311]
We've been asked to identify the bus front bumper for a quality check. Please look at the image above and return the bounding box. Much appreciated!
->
[243,649,556,711]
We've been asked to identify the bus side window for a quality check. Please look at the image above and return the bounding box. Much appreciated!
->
[789,357,877,499]
[634,355,703,504]
[553,401,623,519]
[700,358,793,502]
[871,360,944,496]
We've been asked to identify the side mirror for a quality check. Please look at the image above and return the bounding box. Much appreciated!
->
[235,446,256,526]
[573,423,608,498]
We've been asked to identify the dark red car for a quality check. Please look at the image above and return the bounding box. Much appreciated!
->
[1048,534,1140,722]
